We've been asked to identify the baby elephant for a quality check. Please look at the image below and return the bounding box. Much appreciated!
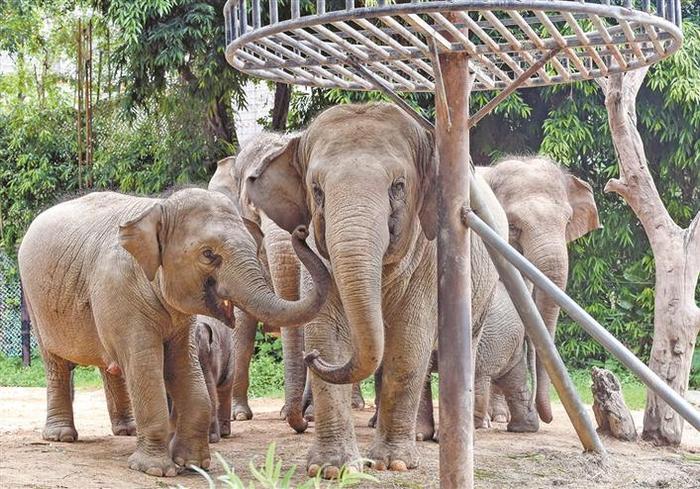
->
[193,315,235,443]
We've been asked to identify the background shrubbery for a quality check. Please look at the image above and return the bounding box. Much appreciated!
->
[0,1,698,389]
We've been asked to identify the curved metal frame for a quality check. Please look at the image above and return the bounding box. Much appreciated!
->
[223,0,683,92]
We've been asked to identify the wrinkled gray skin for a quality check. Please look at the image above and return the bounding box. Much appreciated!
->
[242,103,507,477]
[209,145,364,434]
[477,157,600,423]
[193,316,235,443]
[18,189,330,477]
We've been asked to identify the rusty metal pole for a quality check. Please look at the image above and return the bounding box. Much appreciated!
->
[436,30,474,488]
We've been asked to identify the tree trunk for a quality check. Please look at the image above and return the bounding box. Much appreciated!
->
[598,70,700,446]
[271,83,291,131]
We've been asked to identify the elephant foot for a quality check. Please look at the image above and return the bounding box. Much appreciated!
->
[307,441,362,479]
[492,413,509,424]
[219,418,231,438]
[367,440,419,471]
[507,411,539,433]
[351,386,365,410]
[232,401,253,421]
[474,414,492,430]
[112,418,137,436]
[43,423,78,442]
[209,431,221,444]
[170,434,211,469]
[128,449,179,477]
[303,403,314,422]
[367,410,377,428]
[415,419,436,442]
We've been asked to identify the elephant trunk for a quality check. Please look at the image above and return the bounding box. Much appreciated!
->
[526,236,569,424]
[305,183,389,385]
[218,227,330,328]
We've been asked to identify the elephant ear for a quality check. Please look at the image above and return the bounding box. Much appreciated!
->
[417,131,438,241]
[566,175,601,242]
[118,203,163,281]
[246,135,310,233]
[208,156,238,203]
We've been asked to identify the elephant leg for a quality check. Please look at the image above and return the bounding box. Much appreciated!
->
[100,368,136,436]
[281,327,307,432]
[113,329,178,476]
[230,308,256,421]
[351,382,365,410]
[201,368,220,444]
[305,294,361,479]
[494,355,539,433]
[217,382,233,438]
[369,318,433,471]
[367,365,383,428]
[302,372,314,422]
[415,369,435,441]
[489,387,510,424]
[41,348,78,442]
[164,329,211,467]
[474,376,492,429]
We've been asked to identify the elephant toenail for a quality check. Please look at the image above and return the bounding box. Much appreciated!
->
[174,457,185,466]
[146,467,163,476]
[165,467,178,477]
[235,413,248,421]
[324,466,340,479]
[202,458,211,469]
[307,464,320,477]
[389,460,408,471]
[374,461,387,471]
[416,433,425,441]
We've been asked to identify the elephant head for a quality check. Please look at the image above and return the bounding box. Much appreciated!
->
[118,188,330,328]
[478,157,600,422]
[243,103,436,384]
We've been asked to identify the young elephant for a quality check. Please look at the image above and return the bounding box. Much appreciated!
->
[240,103,508,477]
[193,315,235,443]
[18,188,329,477]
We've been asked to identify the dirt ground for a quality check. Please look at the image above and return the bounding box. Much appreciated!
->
[0,387,698,488]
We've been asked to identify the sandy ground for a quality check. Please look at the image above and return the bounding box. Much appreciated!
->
[0,387,699,488]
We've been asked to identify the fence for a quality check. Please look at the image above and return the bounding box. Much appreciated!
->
[0,252,34,359]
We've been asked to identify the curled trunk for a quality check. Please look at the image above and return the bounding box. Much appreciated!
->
[305,185,389,385]
[219,227,330,328]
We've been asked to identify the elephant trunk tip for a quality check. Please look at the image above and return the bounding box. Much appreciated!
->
[304,349,375,385]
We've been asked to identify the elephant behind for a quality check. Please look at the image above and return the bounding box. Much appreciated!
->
[241,102,508,477]
[18,188,329,476]
[477,157,600,423]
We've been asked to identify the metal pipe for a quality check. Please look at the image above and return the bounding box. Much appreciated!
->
[317,0,326,15]
[20,284,31,367]
[292,0,300,19]
[435,21,474,488]
[253,0,261,28]
[465,194,605,453]
[269,0,278,24]
[463,209,700,432]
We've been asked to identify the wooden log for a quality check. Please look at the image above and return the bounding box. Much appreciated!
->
[591,367,637,441]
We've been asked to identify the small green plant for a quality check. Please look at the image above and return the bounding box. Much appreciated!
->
[179,443,378,489]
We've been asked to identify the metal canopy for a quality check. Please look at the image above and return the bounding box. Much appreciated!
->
[224,0,682,92]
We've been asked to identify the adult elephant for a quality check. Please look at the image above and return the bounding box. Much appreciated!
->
[242,103,507,477]
[18,188,329,476]
[209,145,364,434]
[476,157,600,423]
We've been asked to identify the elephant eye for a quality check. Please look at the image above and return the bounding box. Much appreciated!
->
[202,249,220,265]
[312,183,324,207]
[390,178,406,200]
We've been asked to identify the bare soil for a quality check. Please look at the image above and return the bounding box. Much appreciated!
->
[1,387,698,488]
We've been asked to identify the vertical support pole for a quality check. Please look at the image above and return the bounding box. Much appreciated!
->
[435,21,474,488]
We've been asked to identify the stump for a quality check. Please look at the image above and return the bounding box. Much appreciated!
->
[591,367,637,441]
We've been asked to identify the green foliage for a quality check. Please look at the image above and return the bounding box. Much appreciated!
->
[181,443,378,489]
[0,354,102,389]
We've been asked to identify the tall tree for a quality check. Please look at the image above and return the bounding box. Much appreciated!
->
[598,66,699,445]
[103,0,248,150]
